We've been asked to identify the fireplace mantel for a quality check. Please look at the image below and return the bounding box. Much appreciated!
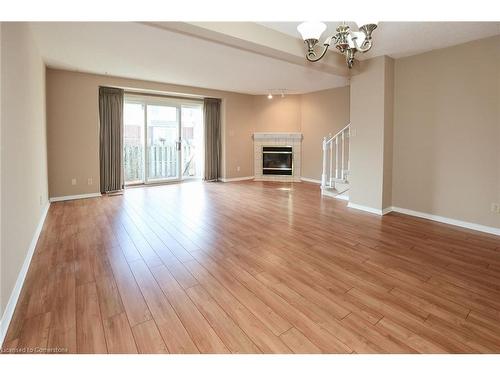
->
[253,132,303,141]
[253,132,303,182]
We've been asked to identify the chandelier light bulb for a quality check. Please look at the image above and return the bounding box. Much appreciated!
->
[267,93,273,99]
[297,21,327,41]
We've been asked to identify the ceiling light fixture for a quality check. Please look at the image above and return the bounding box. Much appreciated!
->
[297,21,378,68]
[267,89,287,99]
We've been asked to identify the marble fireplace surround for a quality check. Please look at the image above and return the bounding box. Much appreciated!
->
[253,132,303,182]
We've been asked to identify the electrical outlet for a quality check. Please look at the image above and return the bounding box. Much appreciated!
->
[88,177,93,185]
[491,203,500,214]
[39,195,42,205]
[71,178,77,186]
[236,166,241,172]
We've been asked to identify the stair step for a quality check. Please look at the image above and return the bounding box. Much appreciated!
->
[321,187,349,201]
[330,178,348,183]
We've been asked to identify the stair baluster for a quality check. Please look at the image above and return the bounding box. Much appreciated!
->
[321,123,350,193]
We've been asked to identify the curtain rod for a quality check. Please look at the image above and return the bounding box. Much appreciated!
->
[100,85,211,102]
[123,90,205,102]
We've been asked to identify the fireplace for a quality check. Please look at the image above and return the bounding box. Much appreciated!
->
[262,146,293,175]
[253,132,302,182]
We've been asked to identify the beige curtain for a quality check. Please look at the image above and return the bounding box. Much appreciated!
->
[99,86,124,193]
[204,98,222,181]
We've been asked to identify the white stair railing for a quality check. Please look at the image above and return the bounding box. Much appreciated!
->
[321,123,350,190]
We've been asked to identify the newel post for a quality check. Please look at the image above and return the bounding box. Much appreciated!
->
[321,137,327,189]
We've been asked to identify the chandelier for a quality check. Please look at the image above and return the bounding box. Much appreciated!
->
[297,21,378,68]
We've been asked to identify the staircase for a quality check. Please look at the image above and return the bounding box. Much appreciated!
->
[321,123,350,200]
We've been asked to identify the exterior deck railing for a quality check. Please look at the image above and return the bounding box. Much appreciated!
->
[124,143,196,183]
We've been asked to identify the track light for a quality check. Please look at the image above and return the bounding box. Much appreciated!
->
[267,89,287,99]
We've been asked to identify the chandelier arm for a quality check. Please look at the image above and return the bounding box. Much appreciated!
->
[356,39,373,53]
[306,44,329,62]
[299,22,377,67]
[323,34,338,47]
[349,30,373,53]
[305,35,338,62]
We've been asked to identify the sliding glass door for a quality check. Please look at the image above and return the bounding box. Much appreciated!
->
[181,104,204,179]
[124,102,145,184]
[146,104,180,182]
[123,95,203,186]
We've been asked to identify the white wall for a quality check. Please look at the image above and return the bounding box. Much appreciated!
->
[0,23,49,334]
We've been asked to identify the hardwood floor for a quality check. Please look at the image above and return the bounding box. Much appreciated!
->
[2,181,500,353]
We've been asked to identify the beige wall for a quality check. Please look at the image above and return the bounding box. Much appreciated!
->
[222,94,255,179]
[47,69,350,195]
[253,95,301,133]
[349,56,394,211]
[300,87,350,181]
[0,22,2,320]
[252,92,351,182]
[46,37,500,231]
[250,89,351,182]
[393,35,500,228]
[382,58,395,209]
[46,69,256,197]
[1,23,48,319]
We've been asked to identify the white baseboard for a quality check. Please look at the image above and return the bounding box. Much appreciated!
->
[0,201,50,346]
[219,176,254,183]
[382,206,394,215]
[49,192,101,202]
[335,193,350,201]
[300,177,321,184]
[347,202,392,216]
[347,202,385,215]
[389,206,500,236]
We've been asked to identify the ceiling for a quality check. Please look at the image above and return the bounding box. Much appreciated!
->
[259,22,500,59]
[30,22,347,95]
[30,22,500,96]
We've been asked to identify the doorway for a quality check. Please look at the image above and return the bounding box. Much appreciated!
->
[123,94,204,186]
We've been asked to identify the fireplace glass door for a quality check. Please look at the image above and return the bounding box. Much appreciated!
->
[262,146,293,175]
